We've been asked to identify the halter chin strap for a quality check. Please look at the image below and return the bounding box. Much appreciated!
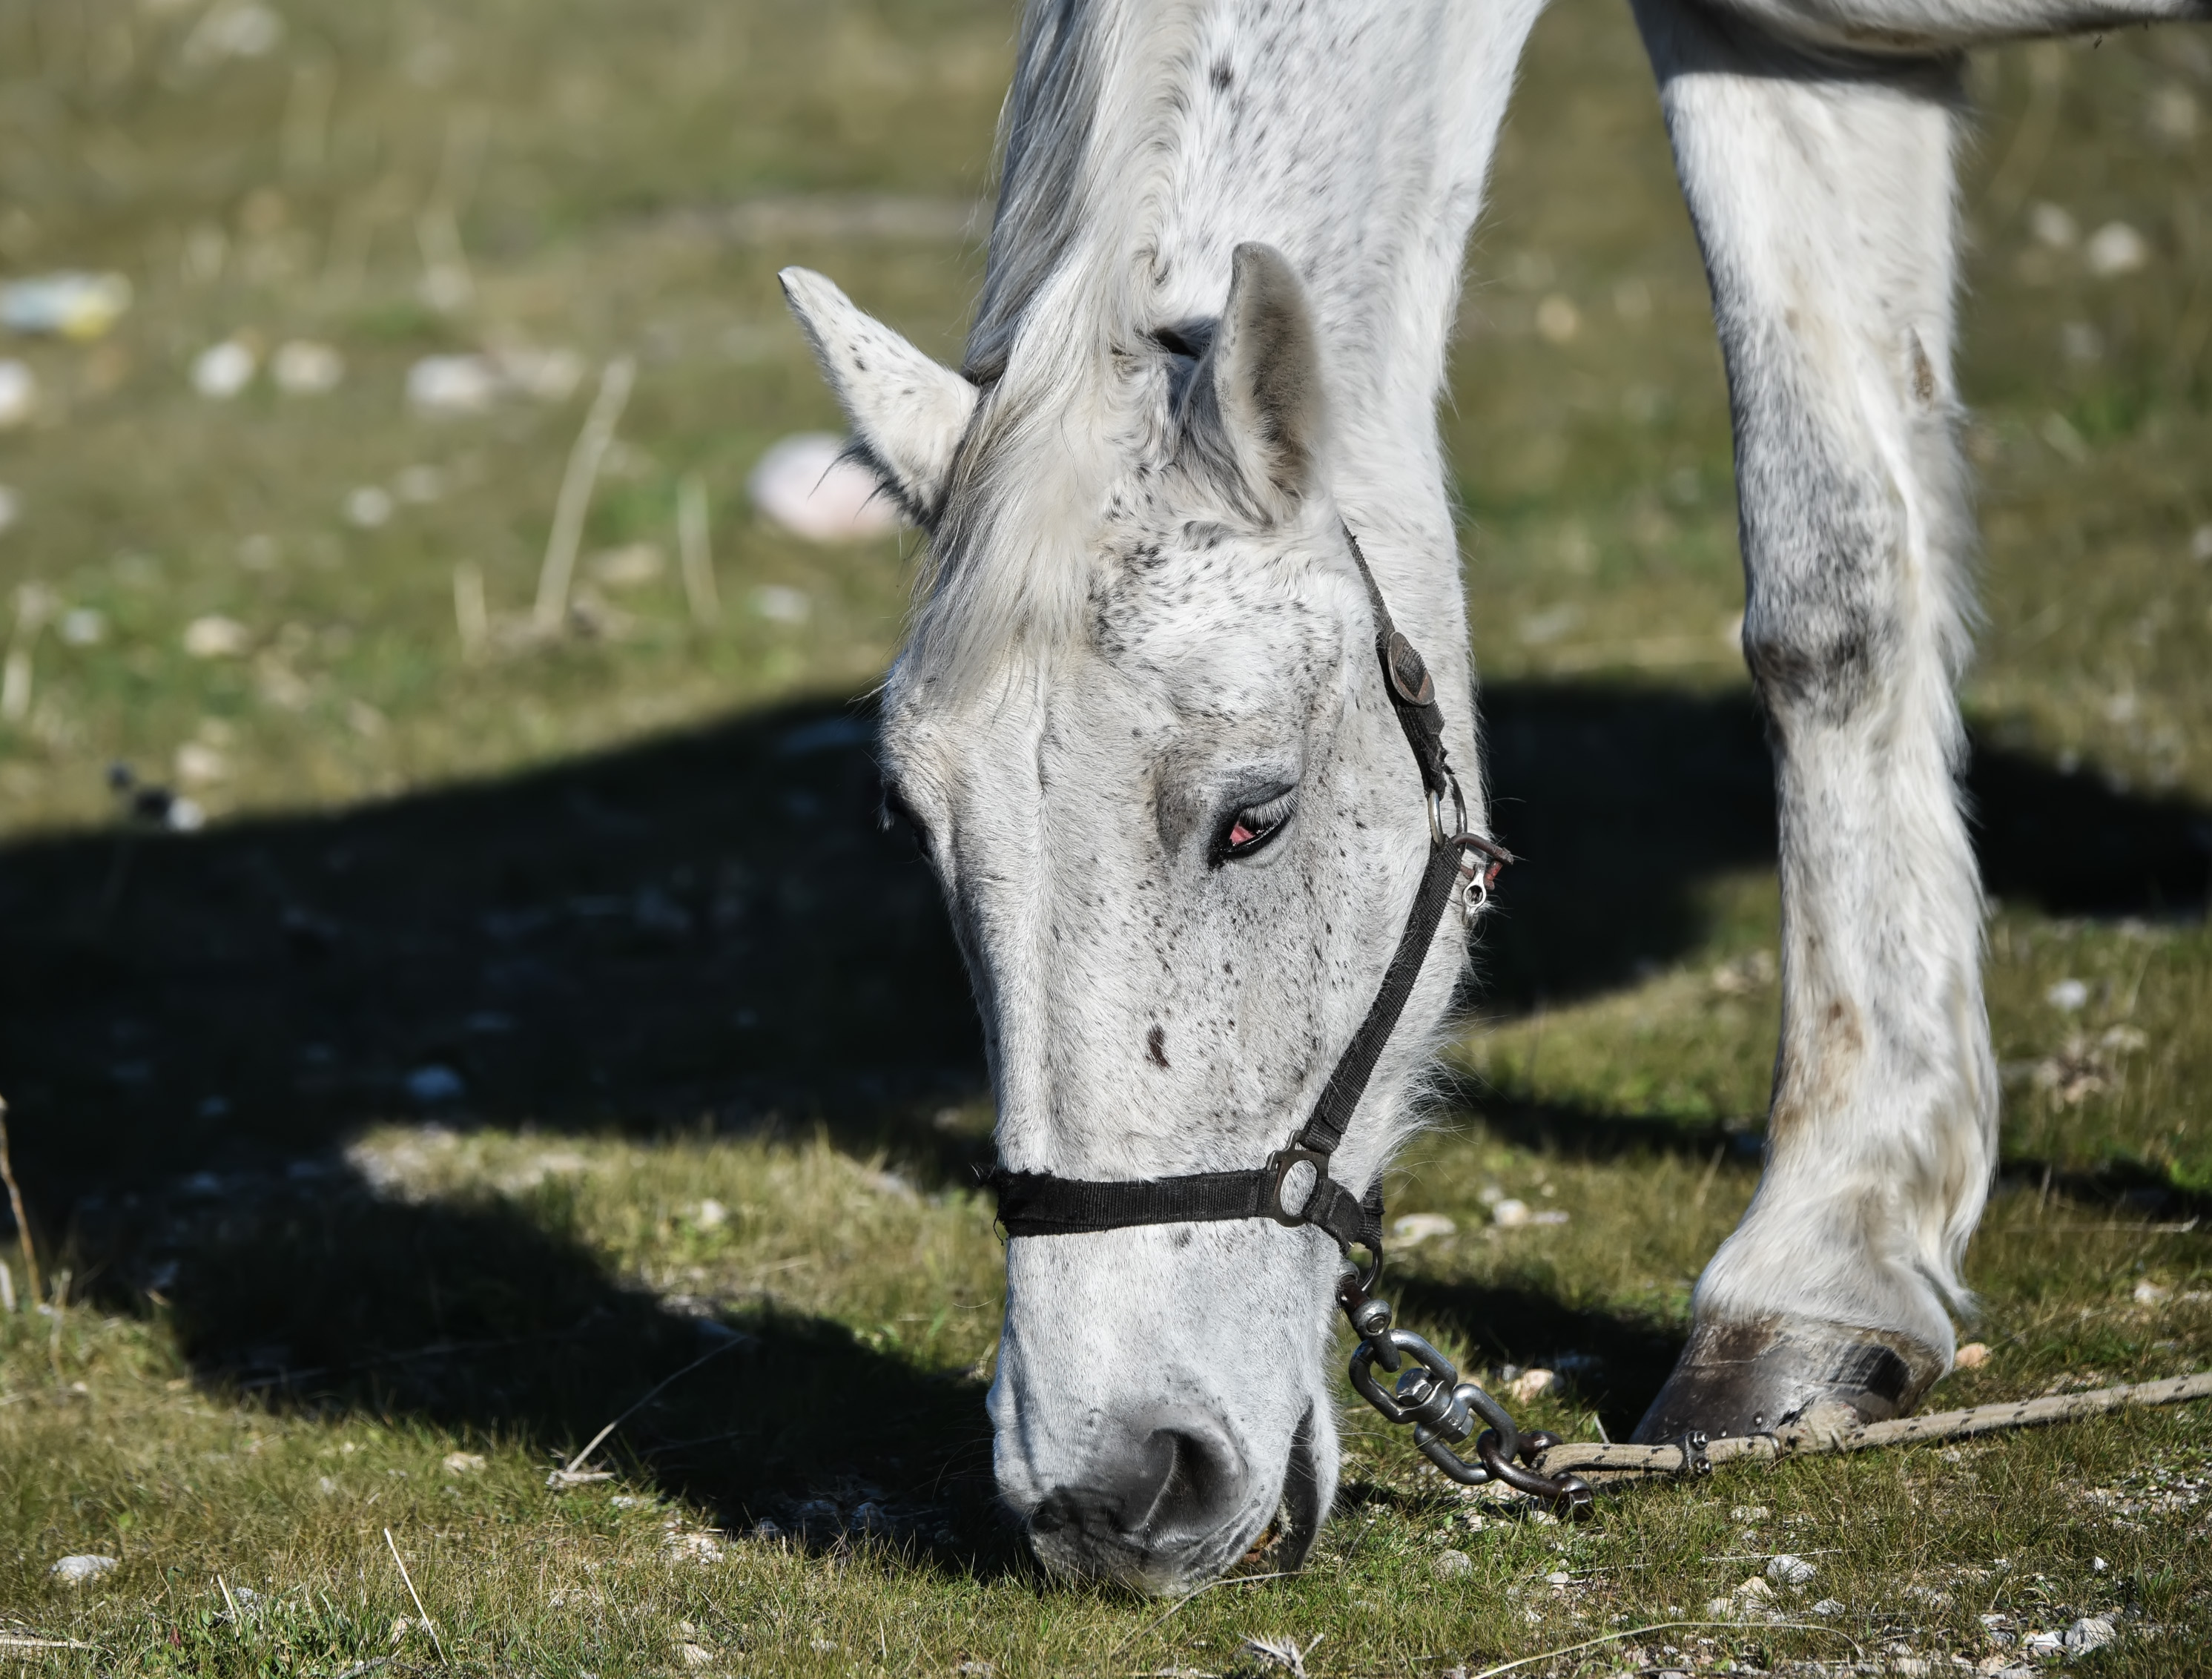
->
[985,524,1511,1271]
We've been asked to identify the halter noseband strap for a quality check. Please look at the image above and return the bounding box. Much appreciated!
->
[985,525,1511,1271]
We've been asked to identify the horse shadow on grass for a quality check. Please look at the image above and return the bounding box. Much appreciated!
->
[4,678,2206,1548]
[65,1164,1016,1572]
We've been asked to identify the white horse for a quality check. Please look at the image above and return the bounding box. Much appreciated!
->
[780,0,2206,1591]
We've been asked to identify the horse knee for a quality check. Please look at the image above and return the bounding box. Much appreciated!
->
[1737,472,1905,728]
[1742,587,1895,725]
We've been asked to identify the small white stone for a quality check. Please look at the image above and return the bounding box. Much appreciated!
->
[2150,85,2199,143]
[1507,1368,1555,1402]
[2133,1279,2170,1305]
[679,1641,715,1667]
[50,1554,118,1584]
[1433,1548,1473,1579]
[407,354,502,415]
[696,1198,728,1229]
[1491,1198,1531,1227]
[2063,1617,2115,1652]
[2084,222,2149,278]
[442,1451,486,1474]
[60,607,104,645]
[1809,1597,1843,1616]
[192,339,257,399]
[2027,201,2079,249]
[0,361,35,427]
[197,3,283,58]
[175,742,229,786]
[748,433,901,542]
[345,485,395,529]
[1534,294,1580,344]
[751,584,812,624]
[2045,977,2088,1011]
[1391,1212,1456,1246]
[1734,1574,1775,1602]
[182,615,251,658]
[1766,1553,1817,1586]
[1954,1342,1990,1369]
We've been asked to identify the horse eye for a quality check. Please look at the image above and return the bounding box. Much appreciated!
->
[1216,790,1295,864]
[880,782,929,854]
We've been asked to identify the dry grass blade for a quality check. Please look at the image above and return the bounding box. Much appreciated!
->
[0,1098,43,1307]
[1108,1572,1298,1660]
[0,1635,102,1651]
[553,1334,750,1484]
[679,472,719,626]
[532,355,638,632]
[1467,1619,1861,1678]
[383,1528,448,1666]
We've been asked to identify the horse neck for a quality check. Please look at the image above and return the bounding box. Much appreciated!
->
[973,0,1542,670]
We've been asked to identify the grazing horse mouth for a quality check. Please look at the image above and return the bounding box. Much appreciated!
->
[1016,1403,1326,1591]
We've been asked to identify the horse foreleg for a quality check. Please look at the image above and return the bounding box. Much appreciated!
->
[1627,4,1996,1442]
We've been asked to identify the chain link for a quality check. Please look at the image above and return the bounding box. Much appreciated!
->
[1336,1269,1594,1517]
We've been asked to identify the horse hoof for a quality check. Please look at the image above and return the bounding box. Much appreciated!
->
[1628,1314,1945,1445]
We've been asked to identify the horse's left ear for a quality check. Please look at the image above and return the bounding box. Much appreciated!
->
[779,267,980,524]
[1186,243,1327,518]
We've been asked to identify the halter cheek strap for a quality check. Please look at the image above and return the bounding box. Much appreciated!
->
[984,525,1512,1273]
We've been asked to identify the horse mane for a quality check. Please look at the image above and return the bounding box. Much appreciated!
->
[899,0,1212,700]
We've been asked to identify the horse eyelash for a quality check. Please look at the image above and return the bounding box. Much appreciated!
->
[1218,789,1296,864]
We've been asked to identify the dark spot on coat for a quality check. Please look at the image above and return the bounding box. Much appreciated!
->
[1146,1023,1170,1069]
[1909,334,1936,405]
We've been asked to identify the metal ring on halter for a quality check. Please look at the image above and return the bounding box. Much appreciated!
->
[1424,778,1472,851]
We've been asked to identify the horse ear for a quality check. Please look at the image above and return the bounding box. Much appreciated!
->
[1188,243,1327,516]
[779,267,979,524]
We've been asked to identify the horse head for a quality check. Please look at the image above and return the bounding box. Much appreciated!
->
[783,244,1473,1591]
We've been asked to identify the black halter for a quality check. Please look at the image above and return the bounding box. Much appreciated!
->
[985,527,1511,1274]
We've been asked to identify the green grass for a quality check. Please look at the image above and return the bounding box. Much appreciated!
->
[2,0,2211,1672]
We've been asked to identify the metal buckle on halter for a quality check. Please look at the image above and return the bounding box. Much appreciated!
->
[1264,1148,1330,1227]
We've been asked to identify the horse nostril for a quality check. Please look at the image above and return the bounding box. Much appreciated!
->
[1022,1418,1248,1568]
[1122,1426,1238,1540]
[1026,1486,1078,1535]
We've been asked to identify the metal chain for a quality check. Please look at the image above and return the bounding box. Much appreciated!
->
[1335,1267,1595,1517]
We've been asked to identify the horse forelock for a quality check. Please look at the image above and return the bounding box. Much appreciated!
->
[895,0,1229,704]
